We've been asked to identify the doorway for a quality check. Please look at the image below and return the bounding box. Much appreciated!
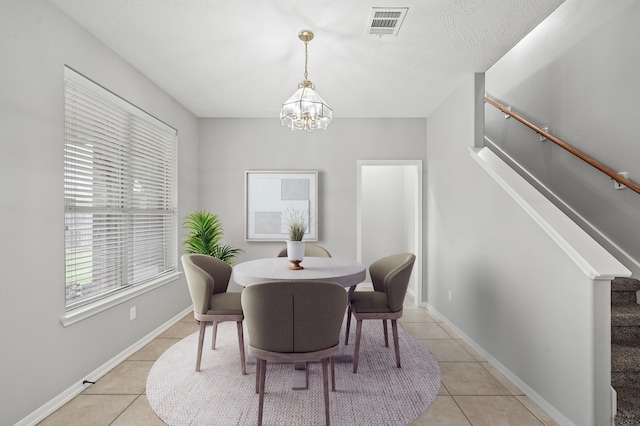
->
[357,160,423,306]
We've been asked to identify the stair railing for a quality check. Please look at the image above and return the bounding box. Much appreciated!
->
[485,95,640,196]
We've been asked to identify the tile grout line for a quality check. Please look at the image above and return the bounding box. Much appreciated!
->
[108,394,142,426]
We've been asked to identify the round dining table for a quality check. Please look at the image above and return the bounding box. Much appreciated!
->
[232,256,366,290]
[232,256,367,390]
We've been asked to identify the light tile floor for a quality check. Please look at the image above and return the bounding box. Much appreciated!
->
[38,297,560,426]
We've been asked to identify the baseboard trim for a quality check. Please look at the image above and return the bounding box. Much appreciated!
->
[427,303,574,426]
[15,306,192,426]
[612,386,617,426]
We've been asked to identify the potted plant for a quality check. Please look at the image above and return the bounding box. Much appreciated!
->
[183,210,243,265]
[285,208,308,270]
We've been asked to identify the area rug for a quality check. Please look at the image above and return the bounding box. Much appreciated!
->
[147,319,440,425]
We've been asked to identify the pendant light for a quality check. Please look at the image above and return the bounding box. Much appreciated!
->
[280,30,333,131]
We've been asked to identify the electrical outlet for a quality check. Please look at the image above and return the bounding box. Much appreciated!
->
[448,291,452,302]
[129,306,136,321]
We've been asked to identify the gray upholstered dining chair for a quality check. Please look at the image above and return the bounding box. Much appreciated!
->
[345,252,416,373]
[241,280,347,426]
[274,243,332,258]
[181,254,246,374]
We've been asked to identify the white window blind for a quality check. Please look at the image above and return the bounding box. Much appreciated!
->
[64,66,178,309]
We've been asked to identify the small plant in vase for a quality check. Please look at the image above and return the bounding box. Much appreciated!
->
[285,208,308,270]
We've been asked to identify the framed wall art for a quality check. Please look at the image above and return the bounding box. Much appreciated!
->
[245,170,318,241]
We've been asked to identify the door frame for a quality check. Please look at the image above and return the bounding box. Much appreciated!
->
[356,159,424,306]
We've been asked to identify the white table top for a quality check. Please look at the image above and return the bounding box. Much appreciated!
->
[232,257,366,288]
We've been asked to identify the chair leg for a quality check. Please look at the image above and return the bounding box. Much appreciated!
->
[258,359,267,426]
[255,357,261,394]
[322,358,330,426]
[353,319,363,373]
[345,305,352,345]
[330,356,336,391]
[211,321,218,349]
[236,321,246,375]
[196,320,207,372]
[382,319,389,347]
[391,319,401,368]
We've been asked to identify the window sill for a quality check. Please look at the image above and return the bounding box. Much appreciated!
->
[60,272,182,327]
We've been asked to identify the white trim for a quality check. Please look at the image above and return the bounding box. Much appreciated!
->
[17,305,193,426]
[611,387,617,426]
[427,303,574,426]
[470,147,630,280]
[60,272,181,327]
[483,137,640,273]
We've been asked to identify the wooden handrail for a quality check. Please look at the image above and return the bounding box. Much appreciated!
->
[485,95,640,195]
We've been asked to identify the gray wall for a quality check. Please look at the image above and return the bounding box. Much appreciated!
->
[485,0,640,276]
[198,118,427,292]
[0,2,198,424]
[427,73,624,425]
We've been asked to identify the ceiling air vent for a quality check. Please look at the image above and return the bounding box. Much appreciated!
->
[366,7,408,37]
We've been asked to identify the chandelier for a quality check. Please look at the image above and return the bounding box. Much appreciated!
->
[280,30,333,132]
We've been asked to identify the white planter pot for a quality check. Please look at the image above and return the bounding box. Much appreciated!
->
[286,240,305,269]
[286,240,305,261]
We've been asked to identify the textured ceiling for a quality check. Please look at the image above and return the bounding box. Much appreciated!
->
[48,0,564,118]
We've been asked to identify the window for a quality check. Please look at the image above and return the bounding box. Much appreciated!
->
[64,66,178,310]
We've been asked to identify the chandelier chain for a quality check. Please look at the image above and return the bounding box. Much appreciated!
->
[303,41,309,81]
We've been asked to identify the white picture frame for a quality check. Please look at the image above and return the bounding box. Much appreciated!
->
[245,170,318,241]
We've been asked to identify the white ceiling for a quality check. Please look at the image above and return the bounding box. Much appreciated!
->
[48,0,565,119]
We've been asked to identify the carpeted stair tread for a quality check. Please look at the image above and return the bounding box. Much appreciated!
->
[612,277,640,292]
[615,386,640,425]
[612,343,640,387]
[612,277,640,423]
[613,327,640,344]
[613,372,640,388]
[612,342,640,371]
[613,290,638,305]
[612,304,640,327]
[615,415,640,426]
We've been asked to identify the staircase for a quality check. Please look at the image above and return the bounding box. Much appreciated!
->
[612,277,640,425]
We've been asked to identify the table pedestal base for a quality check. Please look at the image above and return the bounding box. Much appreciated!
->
[291,354,354,390]
[292,362,308,390]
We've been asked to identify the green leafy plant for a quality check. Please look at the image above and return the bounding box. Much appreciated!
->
[285,208,308,241]
[183,210,243,265]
